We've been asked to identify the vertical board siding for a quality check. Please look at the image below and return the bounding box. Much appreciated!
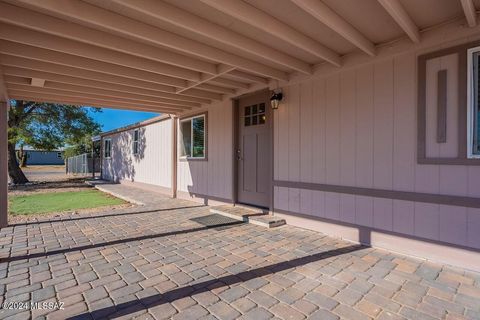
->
[102,119,173,189]
[300,82,313,215]
[273,52,480,250]
[177,100,233,201]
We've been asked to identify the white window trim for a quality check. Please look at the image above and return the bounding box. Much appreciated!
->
[133,129,139,155]
[467,46,480,159]
[104,138,112,159]
[179,114,206,160]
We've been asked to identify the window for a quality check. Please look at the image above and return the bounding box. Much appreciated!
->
[133,129,139,155]
[468,47,480,158]
[104,139,112,159]
[57,152,62,159]
[244,103,266,127]
[180,114,206,159]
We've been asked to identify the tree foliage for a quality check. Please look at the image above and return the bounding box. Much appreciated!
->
[7,100,102,184]
[8,100,101,149]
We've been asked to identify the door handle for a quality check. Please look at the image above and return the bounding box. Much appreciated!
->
[236,149,242,161]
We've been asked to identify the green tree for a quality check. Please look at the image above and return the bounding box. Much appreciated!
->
[8,100,101,184]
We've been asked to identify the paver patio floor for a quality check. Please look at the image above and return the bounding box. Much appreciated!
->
[1,184,480,320]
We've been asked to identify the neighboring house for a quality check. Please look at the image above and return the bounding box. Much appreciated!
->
[16,147,64,165]
[1,1,480,273]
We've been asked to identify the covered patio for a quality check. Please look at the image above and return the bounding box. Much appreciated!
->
[1,184,479,319]
[2,1,480,318]
[2,0,480,227]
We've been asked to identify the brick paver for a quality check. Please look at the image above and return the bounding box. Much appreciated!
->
[1,184,479,319]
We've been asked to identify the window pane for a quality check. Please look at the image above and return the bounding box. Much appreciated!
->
[244,106,251,116]
[181,120,192,157]
[252,104,257,115]
[134,129,139,141]
[252,115,258,125]
[259,114,266,124]
[259,103,265,114]
[105,140,111,158]
[192,116,205,158]
[245,116,251,126]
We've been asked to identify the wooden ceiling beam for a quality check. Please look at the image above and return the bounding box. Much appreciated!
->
[227,70,269,85]
[0,41,188,88]
[377,0,420,43]
[109,0,313,74]
[194,83,236,95]
[7,85,191,111]
[200,0,341,66]
[1,67,210,104]
[209,77,250,89]
[5,80,200,108]
[0,2,217,75]
[11,0,289,80]
[0,23,202,81]
[291,0,376,56]
[460,0,477,27]
[8,91,181,114]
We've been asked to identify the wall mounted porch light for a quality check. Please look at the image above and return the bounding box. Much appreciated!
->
[270,91,283,110]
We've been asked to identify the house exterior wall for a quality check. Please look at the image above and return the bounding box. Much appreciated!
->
[102,117,173,193]
[100,30,480,270]
[177,101,234,204]
[24,151,64,165]
[271,40,480,270]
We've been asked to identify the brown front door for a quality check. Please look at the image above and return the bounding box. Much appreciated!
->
[237,91,271,208]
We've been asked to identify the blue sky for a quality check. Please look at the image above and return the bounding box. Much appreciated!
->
[88,108,160,132]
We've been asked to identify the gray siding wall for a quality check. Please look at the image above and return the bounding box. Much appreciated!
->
[102,118,173,189]
[25,151,64,165]
[273,49,480,252]
[177,102,233,201]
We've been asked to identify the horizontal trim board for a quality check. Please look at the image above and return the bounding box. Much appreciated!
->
[273,180,480,208]
[417,157,480,165]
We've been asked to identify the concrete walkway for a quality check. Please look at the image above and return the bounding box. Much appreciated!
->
[1,183,480,320]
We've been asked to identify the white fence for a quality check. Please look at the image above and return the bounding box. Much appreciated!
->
[66,153,100,176]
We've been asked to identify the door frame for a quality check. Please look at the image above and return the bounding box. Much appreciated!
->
[232,89,274,212]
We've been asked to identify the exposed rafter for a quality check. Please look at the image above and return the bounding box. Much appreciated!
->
[0,23,202,82]
[209,78,250,89]
[4,80,200,108]
[6,85,190,111]
[107,0,313,74]
[176,64,234,94]
[0,2,217,75]
[9,92,178,114]
[290,0,376,56]
[227,70,269,85]
[0,41,188,89]
[200,0,341,66]
[195,84,236,95]
[377,0,420,43]
[1,67,211,104]
[460,0,477,27]
[10,0,289,80]
[0,54,223,101]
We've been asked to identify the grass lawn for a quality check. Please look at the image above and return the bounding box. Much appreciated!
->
[9,189,125,215]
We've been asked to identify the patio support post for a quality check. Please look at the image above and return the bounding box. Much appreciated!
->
[0,101,8,228]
